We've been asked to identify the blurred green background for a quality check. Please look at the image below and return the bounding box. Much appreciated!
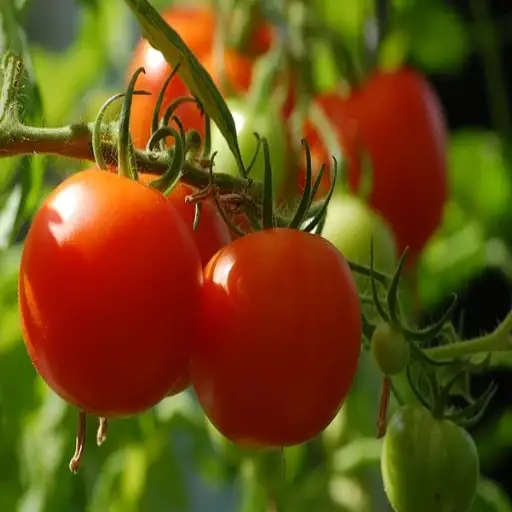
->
[1,0,512,510]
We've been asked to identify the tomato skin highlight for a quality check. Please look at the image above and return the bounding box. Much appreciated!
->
[192,228,362,448]
[127,6,268,149]
[138,173,232,267]
[306,68,448,262]
[382,405,479,512]
[19,169,203,417]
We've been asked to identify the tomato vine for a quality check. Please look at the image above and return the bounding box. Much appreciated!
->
[1,2,512,511]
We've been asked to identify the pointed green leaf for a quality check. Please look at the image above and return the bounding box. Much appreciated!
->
[123,0,246,176]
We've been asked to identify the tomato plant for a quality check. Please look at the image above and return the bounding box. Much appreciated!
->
[4,0,512,508]
[305,68,448,263]
[127,6,273,149]
[137,173,232,267]
[18,169,203,417]
[209,97,295,204]
[382,405,479,512]
[191,228,362,448]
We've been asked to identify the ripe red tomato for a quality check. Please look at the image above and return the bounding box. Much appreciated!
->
[304,68,448,263]
[141,173,232,396]
[191,228,362,448]
[18,169,203,416]
[382,405,479,512]
[137,173,232,267]
[127,6,272,149]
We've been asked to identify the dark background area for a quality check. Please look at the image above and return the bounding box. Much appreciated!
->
[421,0,512,496]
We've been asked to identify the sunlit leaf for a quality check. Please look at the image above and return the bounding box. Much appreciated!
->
[123,0,245,175]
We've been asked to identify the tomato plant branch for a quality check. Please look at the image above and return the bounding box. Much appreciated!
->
[0,120,260,195]
[424,309,512,361]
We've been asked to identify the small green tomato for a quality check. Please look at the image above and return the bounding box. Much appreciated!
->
[321,194,397,291]
[371,323,410,376]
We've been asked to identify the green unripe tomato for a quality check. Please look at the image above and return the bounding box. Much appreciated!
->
[321,194,397,289]
[210,98,289,201]
[382,405,479,512]
[322,194,401,322]
[371,323,410,376]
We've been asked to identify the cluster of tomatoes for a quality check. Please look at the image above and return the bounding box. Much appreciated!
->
[128,5,448,267]
[16,4,482,512]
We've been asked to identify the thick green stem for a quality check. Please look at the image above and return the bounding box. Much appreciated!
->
[0,121,259,195]
[424,310,512,361]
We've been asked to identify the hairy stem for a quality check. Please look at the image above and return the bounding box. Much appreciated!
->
[0,121,259,195]
[424,310,512,361]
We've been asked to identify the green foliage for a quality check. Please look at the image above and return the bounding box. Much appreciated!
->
[0,0,511,511]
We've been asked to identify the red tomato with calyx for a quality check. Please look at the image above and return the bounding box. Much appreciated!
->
[127,6,271,149]
[138,173,232,267]
[304,68,448,263]
[18,169,203,417]
[192,228,362,448]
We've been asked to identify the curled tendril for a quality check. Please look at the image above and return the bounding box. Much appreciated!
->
[118,66,147,180]
[92,90,150,171]
[148,126,185,195]
[151,61,182,136]
[160,96,202,132]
